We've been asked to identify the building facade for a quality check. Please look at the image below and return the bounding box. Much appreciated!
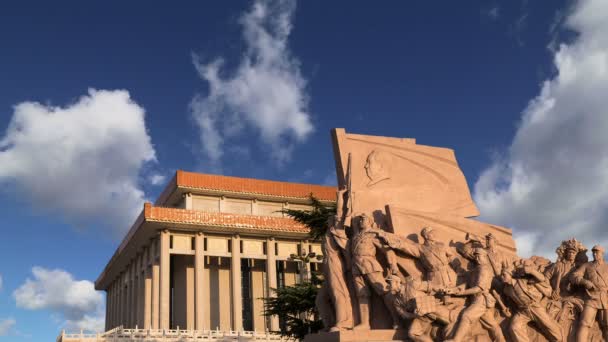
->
[94,170,335,333]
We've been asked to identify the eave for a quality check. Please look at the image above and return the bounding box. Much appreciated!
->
[95,204,314,290]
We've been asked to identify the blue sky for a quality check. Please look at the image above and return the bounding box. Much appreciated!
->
[2,0,608,340]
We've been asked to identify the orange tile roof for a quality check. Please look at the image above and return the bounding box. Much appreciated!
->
[156,170,337,205]
[146,204,310,233]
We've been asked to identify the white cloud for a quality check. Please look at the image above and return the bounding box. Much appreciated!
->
[0,318,16,336]
[484,5,500,21]
[0,89,156,235]
[191,0,313,167]
[148,173,166,186]
[474,0,608,258]
[14,267,104,332]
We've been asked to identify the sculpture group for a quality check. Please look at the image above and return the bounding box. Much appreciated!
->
[317,188,607,342]
[311,129,607,342]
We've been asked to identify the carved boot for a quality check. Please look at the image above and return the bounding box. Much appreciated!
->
[445,319,471,342]
[382,292,401,329]
[353,297,371,330]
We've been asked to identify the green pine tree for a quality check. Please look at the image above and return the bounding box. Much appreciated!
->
[263,194,335,340]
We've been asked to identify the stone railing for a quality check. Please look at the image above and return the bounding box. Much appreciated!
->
[57,327,292,342]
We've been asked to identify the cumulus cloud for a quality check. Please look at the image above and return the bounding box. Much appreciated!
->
[148,173,166,186]
[0,318,15,336]
[0,89,156,235]
[14,267,104,332]
[474,0,608,258]
[483,5,500,21]
[191,0,313,167]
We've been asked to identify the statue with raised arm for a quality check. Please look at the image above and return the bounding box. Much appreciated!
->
[315,188,354,331]
[544,238,587,340]
[351,213,400,330]
[570,245,608,342]
[443,248,506,342]
[379,226,457,288]
[390,275,462,342]
[501,258,562,342]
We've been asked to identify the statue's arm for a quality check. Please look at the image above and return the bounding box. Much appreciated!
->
[336,188,346,219]
[378,231,421,258]
[570,264,592,289]
[374,238,399,274]
[535,279,553,298]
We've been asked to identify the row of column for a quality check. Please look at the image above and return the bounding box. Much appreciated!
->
[105,234,160,330]
[105,231,282,332]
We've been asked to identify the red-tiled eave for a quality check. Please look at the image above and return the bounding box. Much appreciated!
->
[146,204,310,233]
[96,203,312,289]
[155,170,337,205]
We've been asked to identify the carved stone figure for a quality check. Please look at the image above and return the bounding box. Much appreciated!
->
[460,233,511,277]
[350,213,400,330]
[544,238,587,340]
[501,258,562,342]
[570,245,608,342]
[316,213,353,331]
[379,227,457,288]
[364,150,392,187]
[306,129,608,342]
[545,239,587,300]
[444,248,506,342]
[390,275,461,342]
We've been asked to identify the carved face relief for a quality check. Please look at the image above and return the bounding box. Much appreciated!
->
[486,236,496,250]
[364,150,391,187]
[359,214,372,231]
[593,249,604,262]
[425,229,436,242]
[565,249,577,262]
[501,269,513,283]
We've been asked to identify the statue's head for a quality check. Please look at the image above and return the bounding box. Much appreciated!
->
[485,233,497,250]
[473,247,488,265]
[593,245,605,263]
[565,248,577,262]
[500,267,513,283]
[358,213,373,231]
[421,227,436,242]
[364,150,391,185]
[558,238,584,263]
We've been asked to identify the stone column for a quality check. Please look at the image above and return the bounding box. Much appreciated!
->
[194,232,205,330]
[265,237,279,331]
[128,261,134,328]
[184,193,193,209]
[300,240,311,283]
[133,257,140,328]
[137,253,144,328]
[124,270,129,327]
[144,246,152,329]
[114,276,120,328]
[111,282,117,328]
[159,229,171,329]
[118,273,124,327]
[151,239,160,329]
[113,281,118,328]
[107,283,112,330]
[231,234,242,331]
[105,289,110,331]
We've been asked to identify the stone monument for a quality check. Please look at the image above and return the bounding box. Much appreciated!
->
[304,129,605,341]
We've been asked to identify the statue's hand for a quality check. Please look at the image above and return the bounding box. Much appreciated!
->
[444,287,462,295]
[584,280,596,290]
[390,264,399,275]
[522,264,535,275]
